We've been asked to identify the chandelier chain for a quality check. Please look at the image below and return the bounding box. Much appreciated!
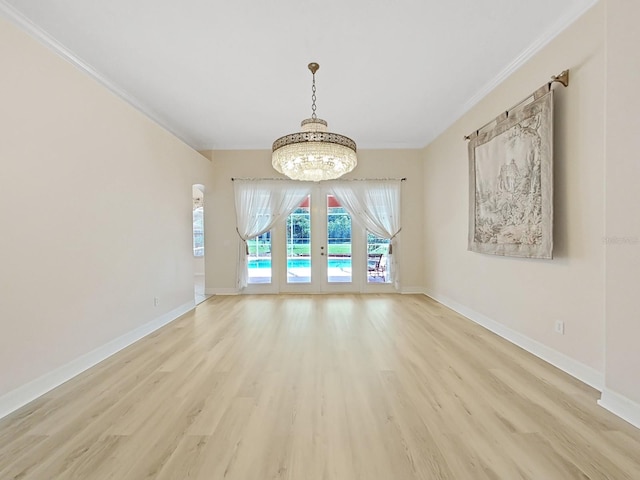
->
[311,72,317,120]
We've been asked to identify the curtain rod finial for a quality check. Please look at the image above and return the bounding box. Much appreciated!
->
[551,69,569,87]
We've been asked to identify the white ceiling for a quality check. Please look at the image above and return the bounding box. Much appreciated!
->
[2,0,596,150]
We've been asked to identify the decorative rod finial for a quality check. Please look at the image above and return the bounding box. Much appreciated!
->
[551,69,569,87]
[308,63,320,75]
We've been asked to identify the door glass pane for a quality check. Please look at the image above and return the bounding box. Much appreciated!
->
[327,195,352,283]
[367,233,390,283]
[192,205,204,257]
[247,230,271,284]
[287,196,311,283]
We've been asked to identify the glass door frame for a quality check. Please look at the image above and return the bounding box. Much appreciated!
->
[244,186,399,295]
[279,186,364,294]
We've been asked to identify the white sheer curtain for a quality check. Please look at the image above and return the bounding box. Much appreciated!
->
[233,179,310,289]
[328,180,402,288]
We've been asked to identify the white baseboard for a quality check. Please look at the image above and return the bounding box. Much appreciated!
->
[401,286,426,294]
[422,289,604,391]
[598,389,640,429]
[0,300,195,421]
[205,288,239,295]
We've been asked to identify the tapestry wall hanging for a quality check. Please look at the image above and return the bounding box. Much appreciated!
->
[467,89,553,259]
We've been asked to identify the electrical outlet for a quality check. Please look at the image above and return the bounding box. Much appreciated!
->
[554,320,565,335]
[154,297,159,307]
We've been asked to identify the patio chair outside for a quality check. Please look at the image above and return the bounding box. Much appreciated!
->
[367,253,386,281]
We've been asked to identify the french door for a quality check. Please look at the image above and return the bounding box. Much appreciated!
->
[280,187,364,293]
[244,186,395,294]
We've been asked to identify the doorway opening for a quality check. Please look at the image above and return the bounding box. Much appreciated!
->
[192,184,207,304]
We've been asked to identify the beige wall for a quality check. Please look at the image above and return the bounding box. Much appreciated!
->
[0,16,213,399]
[604,0,640,405]
[206,149,424,293]
[194,257,205,276]
[3,0,637,426]
[423,0,640,420]
[422,4,606,374]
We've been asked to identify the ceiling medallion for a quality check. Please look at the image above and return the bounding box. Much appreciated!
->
[272,63,357,182]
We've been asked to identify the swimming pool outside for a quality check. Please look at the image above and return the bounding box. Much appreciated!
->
[246,256,387,284]
[248,258,352,269]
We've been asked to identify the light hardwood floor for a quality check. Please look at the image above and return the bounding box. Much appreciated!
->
[1,294,640,479]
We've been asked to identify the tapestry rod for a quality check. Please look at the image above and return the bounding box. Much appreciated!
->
[463,69,569,141]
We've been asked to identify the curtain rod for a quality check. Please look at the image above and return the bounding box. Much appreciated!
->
[231,177,288,181]
[463,69,569,141]
[231,177,407,181]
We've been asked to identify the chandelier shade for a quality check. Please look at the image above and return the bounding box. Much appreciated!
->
[272,63,357,182]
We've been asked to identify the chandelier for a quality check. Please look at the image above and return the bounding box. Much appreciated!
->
[272,63,357,182]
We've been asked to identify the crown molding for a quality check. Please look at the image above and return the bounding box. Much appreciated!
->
[424,0,600,148]
[1,0,599,153]
[0,0,198,149]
